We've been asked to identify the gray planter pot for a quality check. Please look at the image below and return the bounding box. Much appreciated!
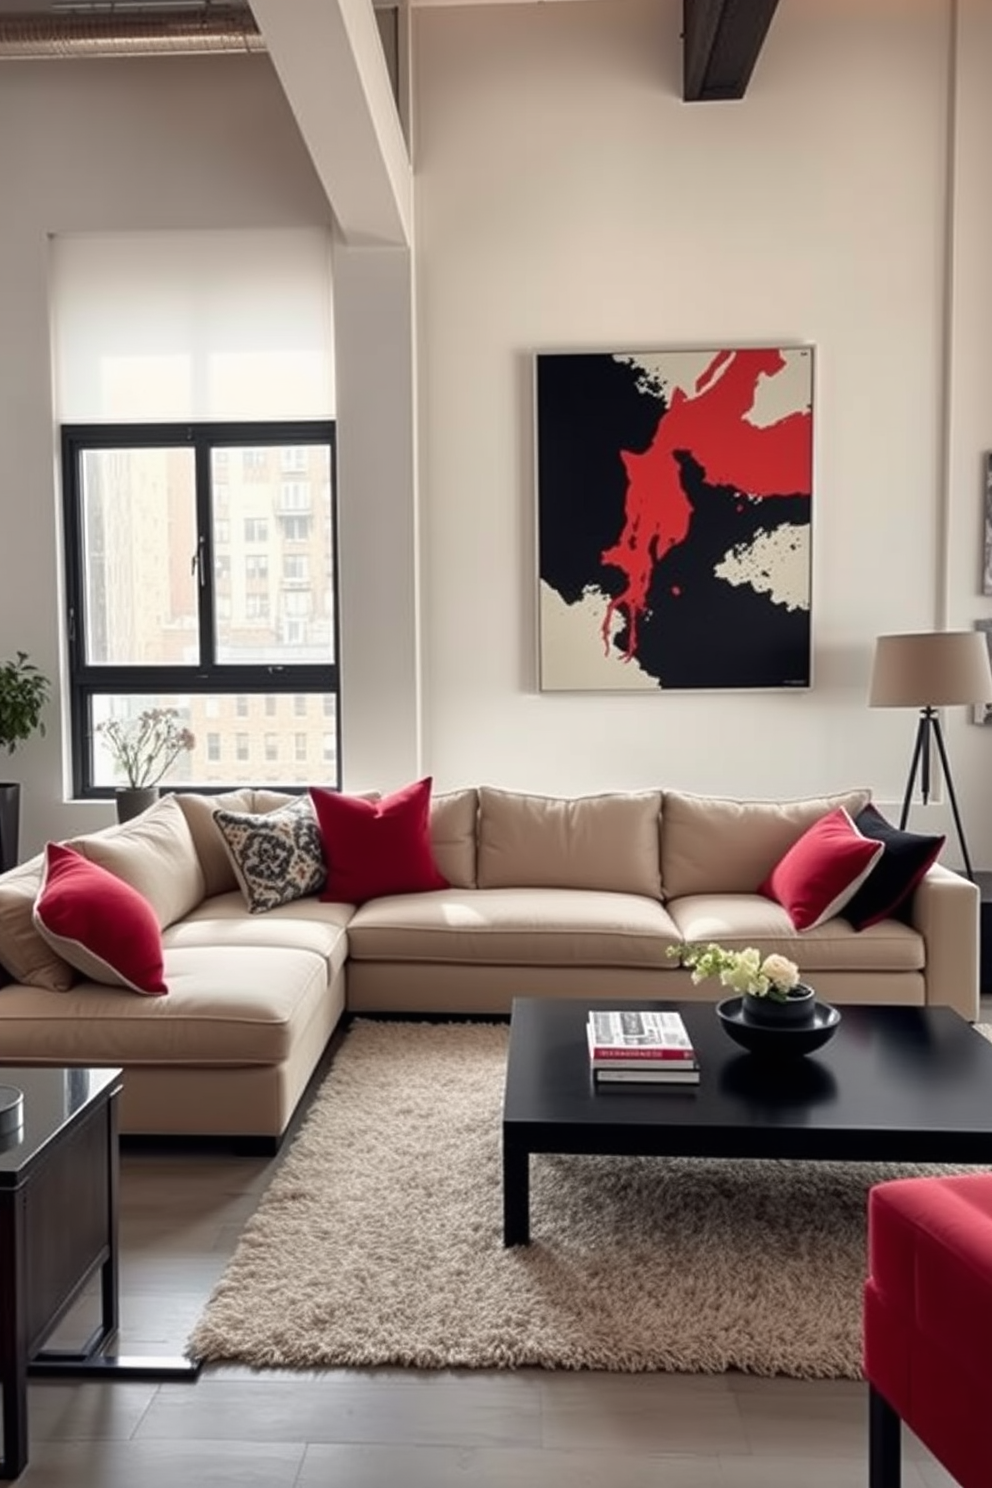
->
[115,787,160,823]
[742,983,816,1027]
[0,782,19,873]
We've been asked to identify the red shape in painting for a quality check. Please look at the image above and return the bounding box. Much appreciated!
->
[600,349,811,660]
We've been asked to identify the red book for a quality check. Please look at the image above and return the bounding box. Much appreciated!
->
[586,1010,697,1065]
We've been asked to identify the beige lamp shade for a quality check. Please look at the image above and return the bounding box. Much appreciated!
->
[869,631,992,708]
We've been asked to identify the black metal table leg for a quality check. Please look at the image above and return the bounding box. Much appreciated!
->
[0,1192,27,1480]
[869,1383,901,1488]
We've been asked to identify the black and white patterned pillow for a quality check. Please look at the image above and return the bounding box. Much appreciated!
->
[213,797,326,913]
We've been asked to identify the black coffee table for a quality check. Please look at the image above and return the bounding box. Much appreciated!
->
[502,997,992,1245]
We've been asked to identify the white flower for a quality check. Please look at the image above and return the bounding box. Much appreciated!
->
[760,953,800,993]
[721,947,763,995]
[667,942,802,1002]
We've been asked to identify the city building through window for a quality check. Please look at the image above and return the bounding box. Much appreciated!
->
[62,422,339,795]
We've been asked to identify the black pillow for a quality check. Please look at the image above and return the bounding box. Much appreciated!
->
[842,804,944,930]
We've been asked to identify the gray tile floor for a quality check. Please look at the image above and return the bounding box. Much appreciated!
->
[16,997,988,1487]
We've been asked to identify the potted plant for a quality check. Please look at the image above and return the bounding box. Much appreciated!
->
[0,651,51,872]
[668,942,815,1025]
[96,707,195,822]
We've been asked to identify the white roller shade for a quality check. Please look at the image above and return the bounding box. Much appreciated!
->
[50,228,335,422]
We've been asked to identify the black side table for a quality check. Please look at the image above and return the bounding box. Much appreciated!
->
[0,1066,198,1480]
[973,872,992,998]
[0,1068,121,1478]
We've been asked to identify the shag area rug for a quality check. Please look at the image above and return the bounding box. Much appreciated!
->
[188,1019,988,1378]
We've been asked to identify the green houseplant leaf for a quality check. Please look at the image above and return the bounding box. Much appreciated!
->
[0,651,50,755]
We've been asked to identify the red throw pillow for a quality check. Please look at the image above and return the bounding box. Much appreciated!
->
[310,777,449,905]
[759,806,885,932]
[33,842,168,996]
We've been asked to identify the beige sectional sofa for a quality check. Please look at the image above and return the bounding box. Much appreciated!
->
[0,783,978,1145]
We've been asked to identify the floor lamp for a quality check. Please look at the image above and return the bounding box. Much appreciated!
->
[869,631,992,881]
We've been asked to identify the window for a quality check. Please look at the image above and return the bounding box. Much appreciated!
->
[279,481,311,513]
[323,732,335,763]
[243,448,269,477]
[62,421,339,795]
[280,515,311,542]
[294,732,307,762]
[215,519,230,545]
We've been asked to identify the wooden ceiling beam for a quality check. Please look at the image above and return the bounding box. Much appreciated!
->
[682,0,781,102]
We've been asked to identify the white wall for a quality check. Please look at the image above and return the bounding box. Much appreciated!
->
[413,0,992,869]
[944,0,992,864]
[332,241,423,791]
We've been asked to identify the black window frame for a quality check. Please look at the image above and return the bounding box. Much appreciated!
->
[62,419,340,799]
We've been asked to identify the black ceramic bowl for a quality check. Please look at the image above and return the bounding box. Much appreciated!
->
[716,997,841,1057]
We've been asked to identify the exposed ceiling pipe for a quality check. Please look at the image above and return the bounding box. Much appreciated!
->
[0,4,264,58]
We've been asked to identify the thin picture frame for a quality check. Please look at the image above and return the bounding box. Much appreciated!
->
[983,453,992,595]
[974,619,992,724]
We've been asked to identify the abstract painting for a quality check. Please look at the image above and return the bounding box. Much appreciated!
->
[536,347,813,691]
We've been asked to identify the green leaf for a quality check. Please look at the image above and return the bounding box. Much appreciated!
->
[0,652,50,754]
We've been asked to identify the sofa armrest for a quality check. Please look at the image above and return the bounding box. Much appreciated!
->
[910,864,980,1021]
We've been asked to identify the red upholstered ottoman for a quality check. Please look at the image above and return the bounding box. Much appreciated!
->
[864,1173,992,1488]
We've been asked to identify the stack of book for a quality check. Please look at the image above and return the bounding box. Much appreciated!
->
[587,1009,700,1086]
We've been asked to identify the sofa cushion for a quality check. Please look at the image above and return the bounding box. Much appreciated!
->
[311,777,449,905]
[346,887,680,968]
[430,788,478,889]
[250,789,297,813]
[164,891,352,974]
[72,794,205,930]
[759,807,885,931]
[175,789,255,897]
[0,853,76,991]
[661,788,872,898]
[0,945,328,1065]
[843,805,946,930]
[667,893,925,973]
[476,787,663,899]
[33,842,167,996]
[213,796,326,913]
